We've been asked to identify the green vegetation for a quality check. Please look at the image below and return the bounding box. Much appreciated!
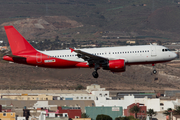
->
[115,116,137,120]
[81,113,89,118]
[129,105,141,119]
[163,108,172,120]
[96,114,112,120]
[75,84,85,90]
[173,106,180,115]
[146,109,157,120]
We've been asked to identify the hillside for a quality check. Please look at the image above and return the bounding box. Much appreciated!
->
[0,0,180,42]
[0,16,83,40]
[0,0,180,90]
[0,61,179,90]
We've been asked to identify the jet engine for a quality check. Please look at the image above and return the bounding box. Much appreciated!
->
[102,59,125,72]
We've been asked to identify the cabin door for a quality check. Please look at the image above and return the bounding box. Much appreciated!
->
[151,45,157,57]
[36,53,42,63]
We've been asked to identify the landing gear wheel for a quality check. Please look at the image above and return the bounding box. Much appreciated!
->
[92,71,99,78]
[153,69,157,74]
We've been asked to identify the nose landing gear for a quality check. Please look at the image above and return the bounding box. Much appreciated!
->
[152,64,157,74]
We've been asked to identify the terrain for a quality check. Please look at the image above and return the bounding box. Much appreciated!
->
[0,0,180,42]
[0,0,180,90]
[0,61,179,90]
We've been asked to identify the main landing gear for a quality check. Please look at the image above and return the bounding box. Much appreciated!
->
[92,64,100,78]
[92,71,98,78]
[152,64,157,74]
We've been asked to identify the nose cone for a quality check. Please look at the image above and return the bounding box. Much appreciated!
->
[172,52,177,59]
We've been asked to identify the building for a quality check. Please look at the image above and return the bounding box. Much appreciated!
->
[17,117,26,120]
[86,84,105,93]
[164,90,180,97]
[0,112,16,120]
[53,94,95,100]
[2,94,53,100]
[135,96,160,111]
[85,106,123,120]
[173,115,180,120]
[58,106,82,119]
[72,118,91,120]
[0,46,7,51]
[94,95,135,109]
[124,103,146,119]
[110,90,155,99]
[126,41,136,44]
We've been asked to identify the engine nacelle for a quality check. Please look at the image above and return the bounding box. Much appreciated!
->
[103,59,125,72]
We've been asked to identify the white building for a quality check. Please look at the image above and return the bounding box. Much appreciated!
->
[56,94,95,100]
[135,97,160,111]
[17,117,26,120]
[33,101,57,109]
[86,84,105,93]
[94,94,162,111]
[94,95,135,109]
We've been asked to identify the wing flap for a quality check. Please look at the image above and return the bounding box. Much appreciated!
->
[72,49,108,61]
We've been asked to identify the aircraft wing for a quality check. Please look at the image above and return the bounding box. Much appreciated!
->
[70,48,108,62]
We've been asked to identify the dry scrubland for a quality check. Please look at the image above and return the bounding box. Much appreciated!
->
[0,61,179,90]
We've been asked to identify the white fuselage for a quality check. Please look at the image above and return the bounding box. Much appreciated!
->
[40,45,177,64]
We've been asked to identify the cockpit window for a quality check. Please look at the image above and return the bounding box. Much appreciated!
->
[162,49,170,52]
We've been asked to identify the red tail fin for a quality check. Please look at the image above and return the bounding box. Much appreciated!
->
[4,26,37,55]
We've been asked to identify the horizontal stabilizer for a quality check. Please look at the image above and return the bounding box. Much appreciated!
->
[6,54,26,59]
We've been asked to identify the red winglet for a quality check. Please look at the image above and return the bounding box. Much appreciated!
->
[70,48,75,53]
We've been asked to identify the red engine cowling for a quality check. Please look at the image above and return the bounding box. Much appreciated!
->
[103,59,125,72]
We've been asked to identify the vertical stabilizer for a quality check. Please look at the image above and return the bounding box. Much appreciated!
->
[4,26,36,55]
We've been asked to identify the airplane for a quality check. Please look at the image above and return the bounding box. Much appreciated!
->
[3,26,177,78]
